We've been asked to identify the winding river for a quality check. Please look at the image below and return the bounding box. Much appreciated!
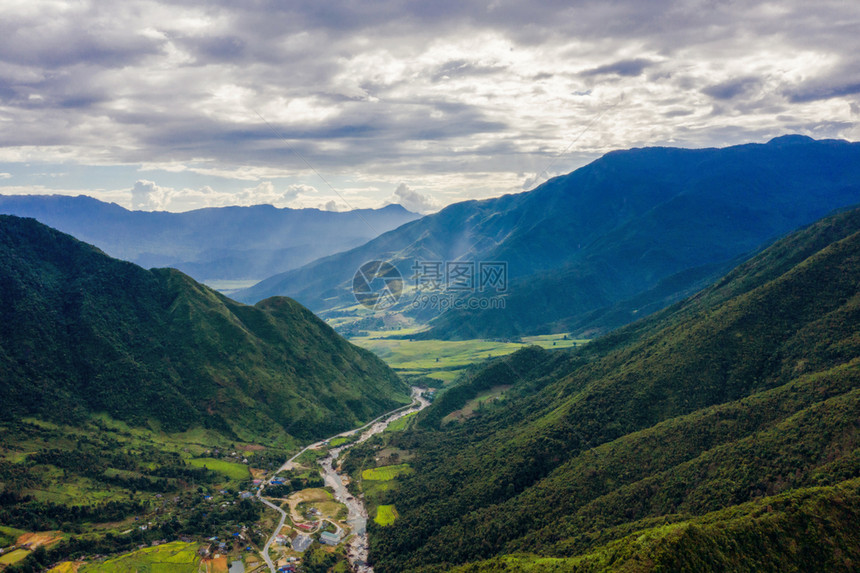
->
[258,388,430,572]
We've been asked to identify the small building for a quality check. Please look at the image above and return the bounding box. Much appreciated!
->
[319,531,341,546]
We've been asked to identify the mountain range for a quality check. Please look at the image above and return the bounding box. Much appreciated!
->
[237,135,860,341]
[0,215,409,442]
[364,204,860,572]
[0,195,419,287]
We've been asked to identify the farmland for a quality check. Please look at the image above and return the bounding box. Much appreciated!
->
[76,541,200,572]
[0,549,31,567]
[361,464,413,482]
[350,330,587,384]
[187,458,250,482]
[373,505,399,527]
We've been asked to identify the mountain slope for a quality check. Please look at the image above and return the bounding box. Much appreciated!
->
[361,206,860,571]
[0,195,419,284]
[237,135,860,339]
[0,215,409,441]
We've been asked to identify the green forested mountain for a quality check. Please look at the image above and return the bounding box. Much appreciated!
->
[365,206,860,571]
[0,215,409,442]
[238,136,860,341]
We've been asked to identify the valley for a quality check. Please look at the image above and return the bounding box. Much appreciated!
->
[346,330,587,385]
[2,137,859,572]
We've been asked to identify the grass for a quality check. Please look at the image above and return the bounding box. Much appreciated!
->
[187,458,250,481]
[78,541,200,572]
[374,505,399,526]
[361,464,413,482]
[350,331,588,383]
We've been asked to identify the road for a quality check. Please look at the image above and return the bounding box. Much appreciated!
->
[256,388,430,573]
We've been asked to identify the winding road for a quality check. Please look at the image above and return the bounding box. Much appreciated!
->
[256,388,430,572]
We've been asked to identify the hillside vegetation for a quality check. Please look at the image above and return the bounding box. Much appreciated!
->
[364,207,860,572]
[0,215,409,442]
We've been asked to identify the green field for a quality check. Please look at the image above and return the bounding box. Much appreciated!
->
[350,331,587,383]
[385,413,416,433]
[78,541,200,572]
[0,549,31,566]
[0,525,26,547]
[329,435,357,447]
[374,505,399,526]
[362,464,413,481]
[188,458,250,481]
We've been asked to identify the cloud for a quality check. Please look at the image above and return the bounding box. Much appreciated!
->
[581,59,655,77]
[389,183,441,214]
[1,1,859,211]
[702,77,762,100]
[785,79,860,103]
[131,179,169,210]
[0,173,11,179]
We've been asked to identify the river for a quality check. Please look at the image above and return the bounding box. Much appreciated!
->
[259,388,430,573]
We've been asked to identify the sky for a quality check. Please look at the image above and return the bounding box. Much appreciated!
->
[1,0,858,214]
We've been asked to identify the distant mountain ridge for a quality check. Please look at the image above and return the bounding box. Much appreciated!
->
[237,135,860,339]
[0,195,420,285]
[0,215,410,441]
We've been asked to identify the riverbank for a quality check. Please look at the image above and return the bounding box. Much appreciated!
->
[257,388,430,572]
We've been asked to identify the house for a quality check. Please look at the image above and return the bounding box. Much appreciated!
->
[319,531,341,546]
